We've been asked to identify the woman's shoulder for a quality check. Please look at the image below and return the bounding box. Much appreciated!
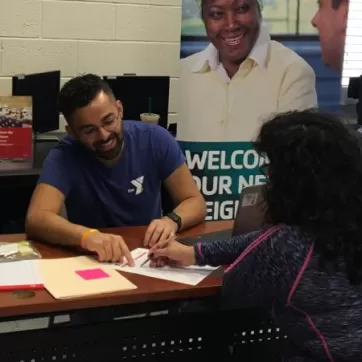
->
[261,224,312,254]
[273,224,309,240]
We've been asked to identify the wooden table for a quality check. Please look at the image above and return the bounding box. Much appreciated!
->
[0,220,287,362]
[0,220,232,319]
[0,220,242,362]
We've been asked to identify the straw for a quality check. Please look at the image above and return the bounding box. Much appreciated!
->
[148,97,152,115]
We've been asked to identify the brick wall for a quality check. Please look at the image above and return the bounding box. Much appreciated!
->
[0,0,181,131]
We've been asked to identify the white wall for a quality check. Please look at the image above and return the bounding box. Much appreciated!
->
[0,0,182,131]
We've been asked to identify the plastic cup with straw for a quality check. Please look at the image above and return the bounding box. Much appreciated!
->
[140,96,160,124]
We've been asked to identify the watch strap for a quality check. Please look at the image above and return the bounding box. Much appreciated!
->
[166,212,182,232]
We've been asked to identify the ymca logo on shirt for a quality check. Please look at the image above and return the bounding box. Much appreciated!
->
[129,176,144,195]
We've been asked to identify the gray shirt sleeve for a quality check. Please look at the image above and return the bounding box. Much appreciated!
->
[194,226,309,308]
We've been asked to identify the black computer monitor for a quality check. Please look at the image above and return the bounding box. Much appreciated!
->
[103,75,170,129]
[12,71,60,134]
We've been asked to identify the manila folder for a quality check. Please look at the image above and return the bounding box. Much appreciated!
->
[39,256,137,300]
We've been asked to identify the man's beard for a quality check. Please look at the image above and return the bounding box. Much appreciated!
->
[94,134,124,160]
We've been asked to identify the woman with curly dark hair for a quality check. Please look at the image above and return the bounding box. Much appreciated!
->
[149,109,362,361]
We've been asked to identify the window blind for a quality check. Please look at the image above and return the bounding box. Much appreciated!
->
[342,0,362,93]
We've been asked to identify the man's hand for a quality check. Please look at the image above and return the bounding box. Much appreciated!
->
[144,217,178,247]
[82,231,134,265]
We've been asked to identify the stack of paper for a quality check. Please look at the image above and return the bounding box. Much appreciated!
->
[0,260,43,291]
[0,241,41,263]
[39,256,137,299]
[110,248,218,286]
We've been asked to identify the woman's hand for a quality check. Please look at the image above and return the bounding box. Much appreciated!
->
[149,238,196,267]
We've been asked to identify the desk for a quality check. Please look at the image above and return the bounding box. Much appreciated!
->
[0,221,286,361]
[0,220,229,318]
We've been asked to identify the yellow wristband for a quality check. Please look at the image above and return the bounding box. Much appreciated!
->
[81,229,98,248]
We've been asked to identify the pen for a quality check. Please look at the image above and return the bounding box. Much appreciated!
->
[140,252,154,267]
[140,234,179,267]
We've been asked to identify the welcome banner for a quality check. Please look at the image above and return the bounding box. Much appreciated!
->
[177,0,320,221]
[178,0,269,221]
[180,141,266,221]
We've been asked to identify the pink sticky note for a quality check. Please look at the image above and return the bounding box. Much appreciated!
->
[76,268,110,280]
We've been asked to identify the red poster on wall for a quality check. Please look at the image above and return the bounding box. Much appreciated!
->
[0,96,32,160]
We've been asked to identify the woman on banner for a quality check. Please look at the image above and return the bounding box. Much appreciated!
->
[178,0,318,142]
[151,110,362,361]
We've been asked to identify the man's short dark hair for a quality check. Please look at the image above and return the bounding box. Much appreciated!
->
[58,73,115,123]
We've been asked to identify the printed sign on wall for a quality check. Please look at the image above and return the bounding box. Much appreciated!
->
[0,96,32,160]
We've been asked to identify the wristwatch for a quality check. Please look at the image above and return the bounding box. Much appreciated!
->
[166,212,182,232]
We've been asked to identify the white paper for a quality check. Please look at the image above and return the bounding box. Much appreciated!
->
[108,248,218,286]
[0,260,43,288]
[0,243,18,255]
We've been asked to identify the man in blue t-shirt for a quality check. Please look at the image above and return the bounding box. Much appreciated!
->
[26,74,206,265]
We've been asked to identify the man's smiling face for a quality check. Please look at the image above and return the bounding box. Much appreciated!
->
[202,0,261,65]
